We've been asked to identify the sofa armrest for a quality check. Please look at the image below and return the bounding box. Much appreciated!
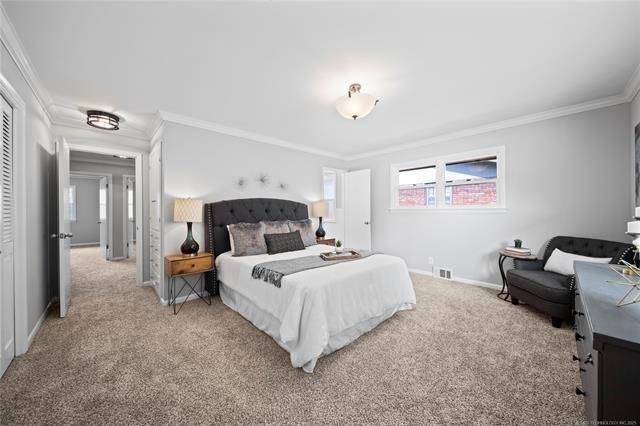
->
[513,258,544,271]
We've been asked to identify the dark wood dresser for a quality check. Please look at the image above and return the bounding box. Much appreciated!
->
[574,262,640,422]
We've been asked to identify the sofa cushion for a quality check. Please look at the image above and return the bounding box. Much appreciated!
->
[507,269,572,304]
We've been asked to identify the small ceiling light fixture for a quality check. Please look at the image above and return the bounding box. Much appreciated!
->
[335,83,379,120]
[86,110,120,130]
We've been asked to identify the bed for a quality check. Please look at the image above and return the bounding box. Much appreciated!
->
[204,198,416,373]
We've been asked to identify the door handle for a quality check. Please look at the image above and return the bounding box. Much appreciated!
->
[51,233,59,239]
[364,221,370,225]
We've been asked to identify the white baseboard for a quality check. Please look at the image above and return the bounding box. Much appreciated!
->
[408,268,501,290]
[160,291,210,306]
[110,256,126,261]
[71,242,99,247]
[22,301,52,354]
[139,280,155,288]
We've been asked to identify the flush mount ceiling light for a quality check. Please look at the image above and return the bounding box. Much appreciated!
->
[86,110,120,130]
[335,83,379,120]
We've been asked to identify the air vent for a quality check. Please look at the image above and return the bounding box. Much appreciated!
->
[437,267,452,280]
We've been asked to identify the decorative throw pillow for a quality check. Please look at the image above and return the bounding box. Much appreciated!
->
[543,248,611,276]
[264,231,306,255]
[228,222,267,256]
[262,220,290,235]
[287,219,316,247]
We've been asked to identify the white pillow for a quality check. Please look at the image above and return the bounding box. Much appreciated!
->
[543,248,611,276]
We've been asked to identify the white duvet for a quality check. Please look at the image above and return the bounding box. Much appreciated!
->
[216,245,416,373]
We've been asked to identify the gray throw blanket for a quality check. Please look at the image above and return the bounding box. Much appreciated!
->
[252,250,378,288]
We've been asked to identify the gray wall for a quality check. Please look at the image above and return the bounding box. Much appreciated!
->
[160,122,348,299]
[349,103,633,285]
[70,160,135,259]
[1,43,54,335]
[70,177,100,245]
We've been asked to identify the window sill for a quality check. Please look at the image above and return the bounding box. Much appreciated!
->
[389,207,507,213]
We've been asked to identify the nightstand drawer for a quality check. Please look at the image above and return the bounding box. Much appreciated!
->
[317,238,336,246]
[165,255,213,276]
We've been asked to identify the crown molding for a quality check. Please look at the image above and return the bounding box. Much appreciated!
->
[0,3,54,123]
[346,93,629,160]
[53,114,150,141]
[158,110,345,160]
[147,111,165,140]
[624,62,640,102]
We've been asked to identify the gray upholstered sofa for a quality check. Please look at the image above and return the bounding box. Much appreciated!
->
[506,236,634,328]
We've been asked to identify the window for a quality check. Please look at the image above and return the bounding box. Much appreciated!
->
[323,169,337,221]
[390,147,505,210]
[444,157,498,206]
[398,165,436,207]
[68,185,77,221]
[127,186,134,221]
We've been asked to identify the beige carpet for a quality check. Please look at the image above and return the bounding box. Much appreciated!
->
[0,246,583,425]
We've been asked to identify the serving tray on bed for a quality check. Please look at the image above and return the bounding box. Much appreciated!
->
[320,250,361,261]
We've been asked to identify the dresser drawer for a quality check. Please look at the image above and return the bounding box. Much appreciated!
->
[165,255,213,276]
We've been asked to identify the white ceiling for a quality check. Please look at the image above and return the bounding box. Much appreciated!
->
[4,1,640,157]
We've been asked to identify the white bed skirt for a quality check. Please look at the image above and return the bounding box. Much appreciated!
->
[220,282,413,373]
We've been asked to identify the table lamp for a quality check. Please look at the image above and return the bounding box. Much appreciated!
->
[174,198,203,256]
[312,201,328,238]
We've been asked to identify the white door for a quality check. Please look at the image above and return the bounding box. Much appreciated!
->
[0,95,15,375]
[56,139,71,318]
[126,178,135,257]
[344,169,371,250]
[99,177,109,259]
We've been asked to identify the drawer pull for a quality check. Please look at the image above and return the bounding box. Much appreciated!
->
[572,355,580,362]
[585,354,593,365]
[575,332,584,341]
[575,387,586,396]
[579,368,586,372]
[572,309,585,317]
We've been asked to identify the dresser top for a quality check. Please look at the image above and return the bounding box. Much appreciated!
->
[575,262,640,351]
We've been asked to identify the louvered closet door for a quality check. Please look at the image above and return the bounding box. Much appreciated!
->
[0,95,15,376]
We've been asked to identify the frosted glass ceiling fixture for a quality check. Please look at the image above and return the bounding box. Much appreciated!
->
[335,83,379,120]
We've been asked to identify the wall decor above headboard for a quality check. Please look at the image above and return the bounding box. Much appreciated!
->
[203,198,309,294]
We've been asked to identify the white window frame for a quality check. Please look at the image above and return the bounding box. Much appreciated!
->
[322,168,338,222]
[389,146,506,211]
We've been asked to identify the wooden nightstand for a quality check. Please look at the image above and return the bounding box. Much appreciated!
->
[316,237,336,246]
[164,252,214,314]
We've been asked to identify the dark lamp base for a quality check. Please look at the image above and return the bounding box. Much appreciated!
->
[315,217,326,238]
[180,222,200,256]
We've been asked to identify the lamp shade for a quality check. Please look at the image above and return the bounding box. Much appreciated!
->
[311,201,328,218]
[174,198,203,223]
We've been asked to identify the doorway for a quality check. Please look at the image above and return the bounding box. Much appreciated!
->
[56,148,143,318]
[123,175,136,259]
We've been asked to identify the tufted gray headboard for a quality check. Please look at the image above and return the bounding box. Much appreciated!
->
[203,198,309,295]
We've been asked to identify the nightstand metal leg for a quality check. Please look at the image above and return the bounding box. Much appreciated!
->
[170,273,211,315]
